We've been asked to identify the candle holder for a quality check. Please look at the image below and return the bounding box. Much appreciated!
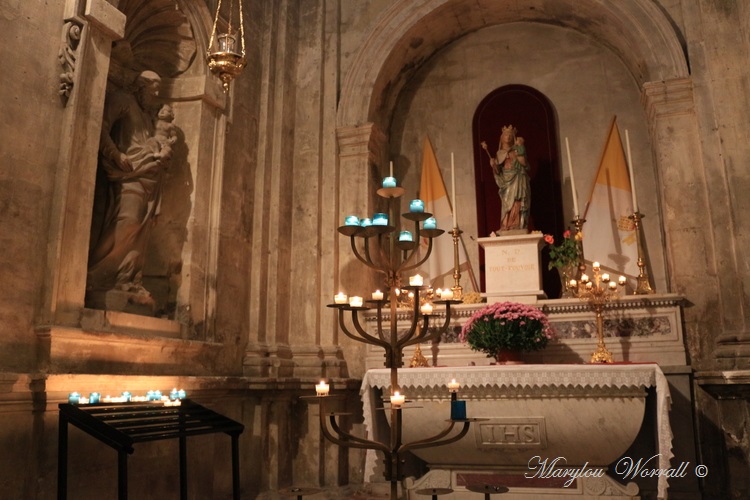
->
[409,344,429,367]
[316,175,477,499]
[571,215,587,280]
[628,211,655,295]
[449,228,464,301]
[570,262,625,363]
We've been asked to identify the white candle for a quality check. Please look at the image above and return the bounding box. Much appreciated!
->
[441,289,454,300]
[451,152,457,228]
[592,261,600,271]
[569,279,577,288]
[565,137,580,217]
[348,296,363,308]
[390,391,405,407]
[447,379,460,393]
[580,274,589,283]
[602,273,610,282]
[625,130,639,213]
[420,303,433,315]
[316,380,329,396]
[618,275,627,285]
[334,292,347,304]
[389,161,393,178]
[409,274,423,286]
[372,290,384,301]
[609,281,618,290]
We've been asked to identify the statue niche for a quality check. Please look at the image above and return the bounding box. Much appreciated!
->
[85,0,196,317]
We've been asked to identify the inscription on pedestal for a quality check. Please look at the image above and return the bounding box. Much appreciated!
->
[475,417,547,449]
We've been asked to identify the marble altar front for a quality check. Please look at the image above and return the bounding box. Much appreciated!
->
[360,364,673,499]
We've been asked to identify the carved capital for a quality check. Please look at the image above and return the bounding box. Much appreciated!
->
[641,77,695,126]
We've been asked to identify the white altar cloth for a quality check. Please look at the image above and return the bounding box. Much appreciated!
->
[360,363,674,499]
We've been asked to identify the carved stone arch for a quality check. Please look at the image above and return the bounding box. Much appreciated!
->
[337,0,689,133]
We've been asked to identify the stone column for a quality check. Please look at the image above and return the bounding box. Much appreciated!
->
[641,78,732,368]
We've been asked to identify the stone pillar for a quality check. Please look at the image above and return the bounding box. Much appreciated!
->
[641,78,724,367]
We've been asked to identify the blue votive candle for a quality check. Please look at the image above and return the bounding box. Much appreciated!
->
[169,388,179,401]
[177,389,187,400]
[399,231,413,242]
[450,400,466,420]
[121,391,131,402]
[154,390,162,401]
[359,217,372,227]
[409,199,425,213]
[68,392,80,405]
[372,213,388,226]
[147,390,156,401]
[423,217,437,230]
[344,215,360,226]
[382,176,397,188]
[89,392,101,404]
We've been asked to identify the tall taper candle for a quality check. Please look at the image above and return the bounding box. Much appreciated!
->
[625,130,639,213]
[565,137,580,217]
[451,152,457,228]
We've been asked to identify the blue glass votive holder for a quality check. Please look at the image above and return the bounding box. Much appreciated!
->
[147,390,156,401]
[372,213,389,226]
[177,389,187,400]
[382,176,397,188]
[154,390,162,401]
[68,392,80,405]
[169,388,179,401]
[344,215,360,226]
[399,231,413,242]
[121,391,131,402]
[423,217,437,230]
[450,400,466,420]
[409,199,425,213]
[360,217,372,227]
[89,392,101,404]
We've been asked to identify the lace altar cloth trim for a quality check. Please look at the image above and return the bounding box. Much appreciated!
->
[360,364,674,499]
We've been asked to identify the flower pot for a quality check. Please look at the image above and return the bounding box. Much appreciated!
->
[493,349,524,365]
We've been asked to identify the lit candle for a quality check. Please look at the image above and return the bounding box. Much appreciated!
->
[348,296,363,308]
[565,137,580,217]
[398,231,413,242]
[382,177,397,188]
[447,379,460,393]
[625,129,639,213]
[423,217,437,230]
[602,273,610,282]
[609,281,618,290]
[102,395,112,403]
[580,274,589,283]
[586,282,593,290]
[359,217,372,227]
[592,261,601,271]
[420,303,433,315]
[89,392,101,404]
[618,275,627,286]
[121,391,131,402]
[409,199,425,213]
[68,392,80,405]
[409,274,424,286]
[569,279,577,288]
[372,290,384,301]
[441,289,454,300]
[390,391,405,407]
[372,213,389,226]
[334,292,347,304]
[169,388,179,401]
[154,390,162,401]
[451,152,457,228]
[344,215,360,226]
[316,380,330,396]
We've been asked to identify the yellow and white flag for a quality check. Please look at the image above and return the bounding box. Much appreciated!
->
[583,117,639,278]
[418,137,473,289]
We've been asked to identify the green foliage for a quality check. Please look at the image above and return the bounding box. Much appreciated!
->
[460,302,554,356]
[545,229,582,270]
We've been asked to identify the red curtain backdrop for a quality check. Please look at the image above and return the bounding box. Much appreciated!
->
[472,85,565,297]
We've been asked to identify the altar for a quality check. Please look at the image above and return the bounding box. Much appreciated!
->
[361,364,673,499]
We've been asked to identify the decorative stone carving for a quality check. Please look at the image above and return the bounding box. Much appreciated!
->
[58,19,83,102]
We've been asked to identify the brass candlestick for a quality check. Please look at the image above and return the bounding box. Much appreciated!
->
[629,211,654,295]
[450,227,463,301]
[570,262,625,363]
[571,216,586,280]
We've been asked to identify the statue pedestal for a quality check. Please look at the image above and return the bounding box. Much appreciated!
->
[86,289,156,316]
[478,232,546,304]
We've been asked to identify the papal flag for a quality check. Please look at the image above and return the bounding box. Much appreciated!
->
[583,117,639,279]
[418,136,475,290]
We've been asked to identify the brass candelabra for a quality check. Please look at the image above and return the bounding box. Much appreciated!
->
[313,181,475,499]
[570,261,626,363]
[629,211,654,295]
